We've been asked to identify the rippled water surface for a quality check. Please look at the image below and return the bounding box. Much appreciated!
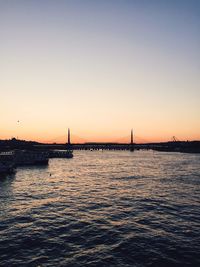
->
[0,150,200,266]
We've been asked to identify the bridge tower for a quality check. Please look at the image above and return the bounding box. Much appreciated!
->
[68,128,71,145]
[131,129,133,144]
[67,128,72,150]
[130,129,134,152]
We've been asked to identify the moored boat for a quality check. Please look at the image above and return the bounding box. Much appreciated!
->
[48,150,73,158]
[0,152,15,175]
[14,150,49,166]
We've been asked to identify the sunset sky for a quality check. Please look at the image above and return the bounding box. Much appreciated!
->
[1,0,200,143]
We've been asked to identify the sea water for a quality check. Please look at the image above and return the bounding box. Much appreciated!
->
[0,150,200,266]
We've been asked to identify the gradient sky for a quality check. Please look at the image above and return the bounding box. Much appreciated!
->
[0,0,200,143]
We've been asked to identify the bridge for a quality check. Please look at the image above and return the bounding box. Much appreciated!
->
[34,129,200,153]
[42,129,136,151]
[1,130,199,153]
[45,129,149,145]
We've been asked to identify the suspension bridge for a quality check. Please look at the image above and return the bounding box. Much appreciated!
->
[45,129,150,145]
[35,129,200,153]
[1,129,199,153]
[39,129,137,151]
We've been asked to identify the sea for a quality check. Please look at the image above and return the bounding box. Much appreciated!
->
[0,150,200,267]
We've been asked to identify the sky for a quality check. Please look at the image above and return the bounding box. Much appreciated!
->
[0,0,200,143]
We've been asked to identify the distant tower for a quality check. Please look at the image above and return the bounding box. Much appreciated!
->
[130,129,134,152]
[68,128,71,145]
[131,129,133,144]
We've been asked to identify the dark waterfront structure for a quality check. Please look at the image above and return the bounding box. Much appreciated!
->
[48,150,73,158]
[0,152,15,175]
[0,135,200,154]
[14,150,49,166]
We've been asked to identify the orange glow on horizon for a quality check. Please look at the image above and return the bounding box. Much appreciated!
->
[1,131,199,144]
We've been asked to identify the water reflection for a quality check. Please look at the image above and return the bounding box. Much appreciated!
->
[0,173,16,219]
[0,151,200,266]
